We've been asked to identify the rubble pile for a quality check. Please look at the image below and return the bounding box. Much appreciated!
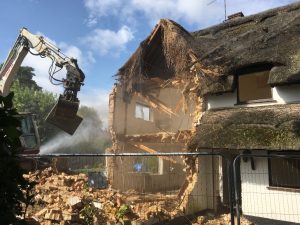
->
[24,167,182,225]
[24,167,253,225]
[191,214,253,225]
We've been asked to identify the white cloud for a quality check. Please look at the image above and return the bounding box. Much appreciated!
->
[84,0,121,17]
[130,0,178,25]
[84,0,122,26]
[86,16,98,27]
[84,0,299,28]
[82,26,134,56]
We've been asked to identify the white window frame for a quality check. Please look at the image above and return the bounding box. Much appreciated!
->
[135,103,152,121]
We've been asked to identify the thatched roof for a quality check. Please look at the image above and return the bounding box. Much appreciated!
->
[118,19,196,94]
[192,2,300,96]
[188,103,300,151]
[118,2,300,96]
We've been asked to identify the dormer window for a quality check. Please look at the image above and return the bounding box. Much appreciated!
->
[237,67,272,104]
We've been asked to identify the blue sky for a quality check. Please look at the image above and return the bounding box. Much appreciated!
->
[0,0,298,125]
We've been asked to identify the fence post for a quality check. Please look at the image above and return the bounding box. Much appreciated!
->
[226,156,235,225]
[233,155,242,225]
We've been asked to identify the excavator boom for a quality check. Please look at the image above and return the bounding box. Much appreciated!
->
[0,28,85,135]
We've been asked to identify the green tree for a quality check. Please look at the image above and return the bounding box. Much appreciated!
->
[0,93,35,225]
[16,66,41,90]
[0,65,41,90]
[0,64,59,141]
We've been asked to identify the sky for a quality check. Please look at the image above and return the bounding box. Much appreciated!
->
[0,0,299,127]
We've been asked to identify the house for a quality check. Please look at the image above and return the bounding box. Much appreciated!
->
[187,2,300,224]
[107,19,199,193]
[108,1,300,223]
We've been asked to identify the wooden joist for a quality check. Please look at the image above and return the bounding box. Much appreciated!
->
[137,93,177,116]
[131,143,178,164]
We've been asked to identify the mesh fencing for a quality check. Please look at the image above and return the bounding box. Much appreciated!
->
[234,153,300,225]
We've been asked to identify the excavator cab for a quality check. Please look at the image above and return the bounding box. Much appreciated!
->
[17,113,40,154]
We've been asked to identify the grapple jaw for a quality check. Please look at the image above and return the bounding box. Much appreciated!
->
[46,95,82,135]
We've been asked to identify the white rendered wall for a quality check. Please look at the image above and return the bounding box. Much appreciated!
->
[206,84,300,110]
[272,84,300,104]
[206,91,236,110]
[186,156,221,214]
[240,154,300,223]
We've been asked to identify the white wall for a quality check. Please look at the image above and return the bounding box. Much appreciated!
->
[240,154,300,223]
[186,156,221,214]
[206,84,300,110]
[272,84,300,104]
[206,91,236,109]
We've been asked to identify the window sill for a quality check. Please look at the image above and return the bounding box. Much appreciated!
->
[267,186,300,193]
[135,117,153,122]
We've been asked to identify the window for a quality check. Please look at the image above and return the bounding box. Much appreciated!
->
[19,116,39,149]
[269,156,300,189]
[238,69,272,103]
[135,103,152,121]
[133,156,159,173]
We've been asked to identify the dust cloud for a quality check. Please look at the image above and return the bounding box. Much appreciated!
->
[40,117,108,154]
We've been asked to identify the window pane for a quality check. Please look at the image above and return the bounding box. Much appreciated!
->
[238,70,272,102]
[269,158,300,188]
[135,103,151,121]
[19,116,38,149]
[20,135,38,149]
[133,156,159,173]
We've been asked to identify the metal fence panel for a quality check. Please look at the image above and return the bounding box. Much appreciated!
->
[233,152,300,225]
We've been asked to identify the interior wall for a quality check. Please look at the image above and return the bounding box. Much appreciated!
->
[109,141,186,192]
[112,85,195,135]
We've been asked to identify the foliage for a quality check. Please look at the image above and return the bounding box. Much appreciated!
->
[116,204,132,220]
[0,93,36,225]
[11,80,59,142]
[80,203,97,225]
[0,64,59,142]
[15,66,41,90]
[0,64,41,90]
[80,196,103,225]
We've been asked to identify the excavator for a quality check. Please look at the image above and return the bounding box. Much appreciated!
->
[0,28,85,158]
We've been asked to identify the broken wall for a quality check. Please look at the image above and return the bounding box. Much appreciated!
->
[108,141,187,192]
[180,155,223,214]
[110,85,195,136]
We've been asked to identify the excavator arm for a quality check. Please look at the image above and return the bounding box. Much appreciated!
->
[0,28,85,134]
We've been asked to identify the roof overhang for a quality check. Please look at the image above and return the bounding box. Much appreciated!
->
[189,103,300,151]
